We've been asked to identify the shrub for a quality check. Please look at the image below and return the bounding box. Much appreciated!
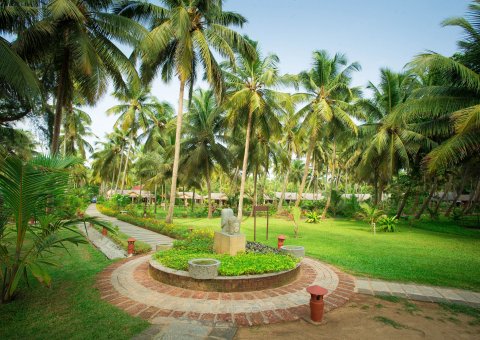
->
[305,211,321,223]
[378,216,398,232]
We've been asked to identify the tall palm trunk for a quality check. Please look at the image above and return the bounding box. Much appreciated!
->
[120,142,131,194]
[415,181,437,219]
[154,183,158,214]
[206,160,212,219]
[464,179,480,214]
[446,175,467,217]
[114,148,124,192]
[237,109,254,222]
[305,155,315,193]
[166,80,186,224]
[250,163,259,217]
[395,189,410,219]
[322,140,336,219]
[51,48,70,155]
[277,152,292,212]
[295,130,317,207]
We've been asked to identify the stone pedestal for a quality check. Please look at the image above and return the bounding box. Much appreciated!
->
[213,231,246,255]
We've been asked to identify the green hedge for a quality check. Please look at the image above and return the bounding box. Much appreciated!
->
[96,204,190,240]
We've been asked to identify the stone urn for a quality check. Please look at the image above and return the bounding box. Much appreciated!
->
[280,245,305,258]
[188,258,220,279]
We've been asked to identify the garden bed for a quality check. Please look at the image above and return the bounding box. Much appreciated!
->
[149,228,300,291]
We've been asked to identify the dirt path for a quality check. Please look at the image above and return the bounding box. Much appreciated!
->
[235,294,480,340]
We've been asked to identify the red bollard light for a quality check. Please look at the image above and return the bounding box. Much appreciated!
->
[306,285,328,323]
[127,237,136,257]
[102,227,107,236]
[277,234,286,249]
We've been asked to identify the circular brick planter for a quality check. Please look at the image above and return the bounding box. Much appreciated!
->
[188,258,220,279]
[280,245,305,258]
[96,255,355,327]
[149,258,301,292]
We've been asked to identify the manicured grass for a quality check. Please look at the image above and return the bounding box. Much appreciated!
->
[167,215,480,291]
[0,232,149,339]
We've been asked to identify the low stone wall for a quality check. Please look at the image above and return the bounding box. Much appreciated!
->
[149,258,302,292]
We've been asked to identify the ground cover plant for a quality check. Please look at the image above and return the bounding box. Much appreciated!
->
[154,229,299,276]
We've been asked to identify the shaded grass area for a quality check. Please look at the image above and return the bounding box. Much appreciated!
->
[0,232,149,339]
[167,215,480,291]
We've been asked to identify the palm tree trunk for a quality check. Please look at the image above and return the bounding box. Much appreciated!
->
[464,179,480,214]
[415,181,437,219]
[237,110,254,222]
[154,183,158,214]
[115,149,124,192]
[433,178,451,215]
[120,142,131,194]
[206,160,212,219]
[250,163,259,217]
[166,80,186,224]
[295,130,317,207]
[446,177,466,217]
[192,187,195,212]
[305,155,315,193]
[277,153,292,212]
[51,49,69,155]
[322,140,336,219]
[395,189,410,219]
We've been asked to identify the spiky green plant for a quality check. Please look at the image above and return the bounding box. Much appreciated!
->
[0,154,112,303]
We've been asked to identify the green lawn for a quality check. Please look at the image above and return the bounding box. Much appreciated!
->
[0,232,149,339]
[169,215,480,292]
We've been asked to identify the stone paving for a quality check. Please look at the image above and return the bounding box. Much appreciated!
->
[86,204,173,250]
[95,255,355,327]
[355,277,480,307]
[76,223,126,259]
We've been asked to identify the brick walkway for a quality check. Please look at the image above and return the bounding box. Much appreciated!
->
[96,255,355,327]
[356,278,480,307]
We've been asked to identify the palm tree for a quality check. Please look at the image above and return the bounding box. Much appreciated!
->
[0,154,111,303]
[14,0,145,154]
[107,82,164,138]
[117,0,255,224]
[0,1,41,103]
[223,41,287,221]
[294,50,361,208]
[181,89,229,218]
[59,106,95,159]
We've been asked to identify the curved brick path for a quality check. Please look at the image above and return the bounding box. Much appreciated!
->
[96,255,355,326]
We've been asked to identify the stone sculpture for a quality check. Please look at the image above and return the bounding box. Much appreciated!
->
[221,208,240,235]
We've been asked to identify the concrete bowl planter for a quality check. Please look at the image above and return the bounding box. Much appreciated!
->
[280,245,305,258]
[188,258,220,279]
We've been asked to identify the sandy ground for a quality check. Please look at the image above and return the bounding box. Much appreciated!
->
[235,295,480,340]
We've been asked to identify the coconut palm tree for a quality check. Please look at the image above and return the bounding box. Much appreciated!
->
[181,89,229,218]
[294,50,361,208]
[116,0,255,223]
[13,0,146,154]
[59,106,95,159]
[223,41,288,221]
[0,1,41,104]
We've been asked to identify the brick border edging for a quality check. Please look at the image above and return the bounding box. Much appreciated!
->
[148,259,302,292]
[95,255,356,326]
